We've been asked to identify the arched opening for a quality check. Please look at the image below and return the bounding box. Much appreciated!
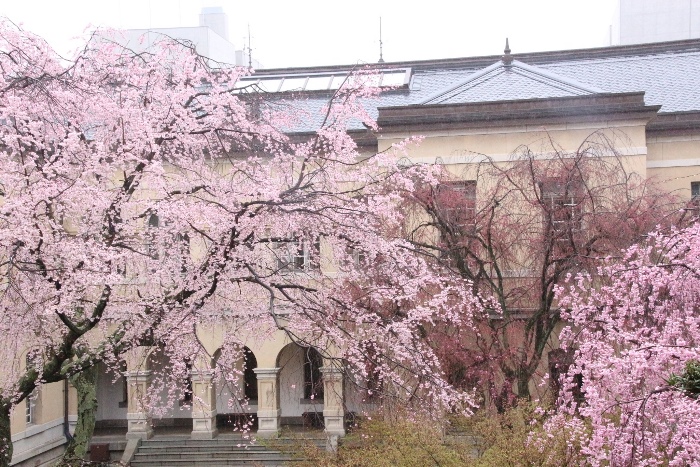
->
[276,343,325,428]
[213,346,259,431]
[243,347,258,401]
[302,346,324,401]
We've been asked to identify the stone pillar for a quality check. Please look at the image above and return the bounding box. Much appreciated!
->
[254,368,280,437]
[191,369,218,439]
[321,366,345,436]
[125,347,153,440]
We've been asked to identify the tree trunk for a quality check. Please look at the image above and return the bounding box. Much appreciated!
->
[516,372,531,400]
[0,402,12,467]
[61,366,98,465]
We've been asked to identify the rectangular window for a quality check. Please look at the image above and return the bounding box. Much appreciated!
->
[434,180,477,269]
[181,360,193,404]
[25,354,36,424]
[146,212,160,259]
[145,213,189,274]
[435,180,477,230]
[275,237,320,272]
[344,243,366,269]
[540,179,583,239]
[118,361,129,408]
[691,181,700,205]
[25,395,33,424]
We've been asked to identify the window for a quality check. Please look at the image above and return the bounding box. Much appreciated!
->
[234,69,410,93]
[344,243,366,269]
[539,178,583,240]
[25,353,38,424]
[146,212,160,259]
[434,180,477,268]
[173,232,190,274]
[435,180,477,231]
[350,247,366,268]
[691,181,700,207]
[145,213,190,271]
[274,237,320,272]
[25,393,34,424]
[119,362,128,408]
[179,360,193,405]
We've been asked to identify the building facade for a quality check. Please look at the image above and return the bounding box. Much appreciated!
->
[9,37,700,465]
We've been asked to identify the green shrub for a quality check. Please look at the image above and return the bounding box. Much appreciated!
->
[298,416,466,467]
[296,403,587,466]
[667,359,700,398]
[469,401,587,467]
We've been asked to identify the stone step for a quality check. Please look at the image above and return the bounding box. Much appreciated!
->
[139,444,270,451]
[137,442,326,452]
[133,453,296,461]
[138,437,326,447]
[130,437,328,466]
[138,446,324,454]
[131,460,302,467]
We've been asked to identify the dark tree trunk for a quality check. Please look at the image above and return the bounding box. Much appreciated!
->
[516,371,531,400]
[61,366,98,464]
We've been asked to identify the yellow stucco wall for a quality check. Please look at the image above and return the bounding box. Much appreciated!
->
[647,133,700,197]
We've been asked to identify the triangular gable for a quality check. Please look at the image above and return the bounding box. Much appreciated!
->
[421,60,603,105]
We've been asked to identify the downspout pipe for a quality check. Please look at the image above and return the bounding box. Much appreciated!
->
[63,379,73,443]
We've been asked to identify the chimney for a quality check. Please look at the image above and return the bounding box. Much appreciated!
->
[199,6,229,40]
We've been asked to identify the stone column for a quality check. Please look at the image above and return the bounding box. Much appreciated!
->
[321,366,345,436]
[125,347,153,440]
[191,369,218,439]
[254,368,280,437]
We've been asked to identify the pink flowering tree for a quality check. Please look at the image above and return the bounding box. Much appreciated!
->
[549,224,700,466]
[0,20,478,464]
[402,142,676,410]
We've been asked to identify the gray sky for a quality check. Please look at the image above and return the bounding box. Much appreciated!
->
[3,0,618,69]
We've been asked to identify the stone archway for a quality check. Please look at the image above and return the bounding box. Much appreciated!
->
[276,344,325,428]
[211,346,259,433]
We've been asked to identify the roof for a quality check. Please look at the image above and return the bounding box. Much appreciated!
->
[249,39,700,132]
[419,60,602,105]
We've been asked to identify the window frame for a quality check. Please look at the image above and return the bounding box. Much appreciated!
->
[539,178,584,241]
[274,237,320,273]
[691,181,700,208]
[25,393,35,425]
[435,180,477,231]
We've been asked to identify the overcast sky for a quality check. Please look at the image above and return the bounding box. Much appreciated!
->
[3,0,618,69]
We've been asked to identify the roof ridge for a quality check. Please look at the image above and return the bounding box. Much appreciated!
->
[543,49,700,67]
[257,39,700,74]
[420,59,600,105]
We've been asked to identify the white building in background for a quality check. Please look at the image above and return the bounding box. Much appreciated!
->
[613,0,700,45]
[107,7,262,68]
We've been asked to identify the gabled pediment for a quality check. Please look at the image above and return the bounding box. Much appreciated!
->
[421,60,603,105]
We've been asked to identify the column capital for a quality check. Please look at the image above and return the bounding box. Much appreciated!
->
[320,366,343,379]
[190,369,215,381]
[253,367,280,378]
[125,370,152,379]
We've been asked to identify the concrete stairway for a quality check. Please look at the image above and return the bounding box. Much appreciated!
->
[129,435,328,466]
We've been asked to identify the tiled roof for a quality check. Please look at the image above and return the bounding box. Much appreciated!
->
[420,61,600,105]
[540,52,700,112]
[259,40,700,132]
